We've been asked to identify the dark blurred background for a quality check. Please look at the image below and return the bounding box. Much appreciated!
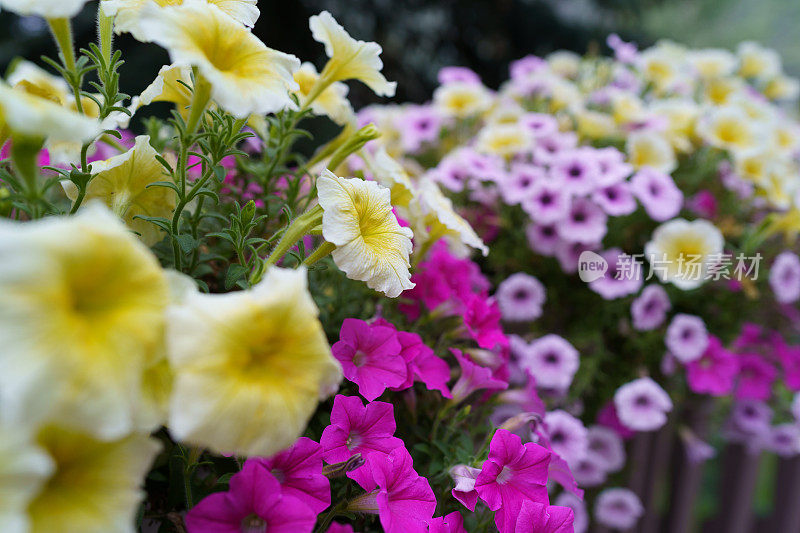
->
[2,0,798,110]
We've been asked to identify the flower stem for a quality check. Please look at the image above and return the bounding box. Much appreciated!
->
[251,205,323,282]
[303,241,336,266]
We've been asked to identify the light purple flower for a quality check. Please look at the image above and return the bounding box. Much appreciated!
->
[770,251,800,304]
[518,334,579,390]
[572,454,607,487]
[496,273,547,322]
[593,146,633,186]
[592,182,638,216]
[768,424,800,457]
[526,222,561,256]
[520,112,559,139]
[587,425,626,472]
[549,149,600,196]
[500,163,545,205]
[397,105,442,152]
[522,180,570,224]
[555,492,589,533]
[589,248,644,300]
[679,428,716,464]
[665,314,709,363]
[730,400,773,435]
[607,34,638,63]
[631,284,671,330]
[614,377,673,431]
[438,66,481,85]
[510,56,546,81]
[533,132,578,165]
[557,198,608,244]
[544,410,589,465]
[555,240,601,273]
[595,488,644,530]
[431,158,472,192]
[629,167,683,221]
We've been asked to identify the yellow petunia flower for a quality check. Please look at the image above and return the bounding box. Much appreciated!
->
[22,425,159,533]
[0,0,88,17]
[102,0,259,40]
[294,62,353,125]
[696,105,761,154]
[475,123,532,157]
[362,146,415,207]
[644,218,724,290]
[125,64,193,125]
[0,204,169,439]
[136,0,300,118]
[433,81,492,118]
[62,135,176,246]
[626,131,677,174]
[317,169,414,297]
[309,10,396,98]
[0,429,53,533]
[166,266,341,457]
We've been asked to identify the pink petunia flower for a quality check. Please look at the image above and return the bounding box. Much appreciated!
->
[495,273,547,322]
[555,492,589,533]
[597,402,635,439]
[508,500,575,533]
[438,66,481,85]
[594,488,643,530]
[770,251,800,304]
[588,249,644,300]
[426,511,467,533]
[631,284,671,331]
[629,167,683,221]
[557,198,608,244]
[348,447,437,533]
[665,314,709,363]
[526,222,561,256]
[255,437,330,514]
[543,410,589,465]
[592,182,638,216]
[333,318,406,401]
[449,464,481,511]
[522,180,570,224]
[463,294,508,349]
[185,459,316,533]
[586,425,626,473]
[450,349,508,402]
[686,336,739,396]
[517,334,579,391]
[735,354,777,401]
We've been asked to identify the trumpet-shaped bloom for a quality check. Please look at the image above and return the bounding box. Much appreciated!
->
[433,81,493,118]
[415,179,489,256]
[427,512,467,533]
[614,377,672,431]
[495,273,546,322]
[293,62,353,125]
[631,284,671,330]
[103,0,259,41]
[126,64,193,124]
[510,501,575,533]
[518,334,579,391]
[320,395,404,465]
[644,218,724,290]
[186,458,317,533]
[166,266,342,457]
[595,488,643,530]
[544,410,589,465]
[309,11,396,97]
[23,425,160,533]
[317,169,414,298]
[136,1,300,118]
[450,349,508,402]
[687,336,739,396]
[63,135,175,246]
[770,251,800,304]
[0,430,53,533]
[626,131,677,174]
[0,0,88,17]
[0,204,168,439]
[665,314,709,363]
[449,464,481,511]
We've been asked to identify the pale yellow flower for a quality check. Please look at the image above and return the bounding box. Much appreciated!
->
[575,108,617,140]
[650,99,699,153]
[294,62,353,124]
[0,0,88,17]
[764,75,800,101]
[63,135,176,246]
[546,50,581,79]
[102,0,259,40]
[413,179,488,257]
[475,123,532,157]
[23,425,159,533]
[0,429,53,533]
[637,46,682,93]
[166,266,341,456]
[317,169,414,297]
[362,146,415,207]
[644,218,724,290]
[689,49,737,79]
[309,11,396,97]
[610,91,645,126]
[696,105,761,154]
[126,64,193,124]
[737,41,781,80]
[136,0,300,118]
[626,131,677,173]
[0,204,168,439]
[433,82,492,118]
[702,76,744,106]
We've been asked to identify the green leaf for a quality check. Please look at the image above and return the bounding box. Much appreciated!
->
[175,234,196,253]
[225,264,249,290]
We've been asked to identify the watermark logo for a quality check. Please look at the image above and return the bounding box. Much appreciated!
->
[578,251,608,282]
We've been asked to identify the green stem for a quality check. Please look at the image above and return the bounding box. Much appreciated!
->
[303,241,336,266]
[48,17,83,114]
[250,206,323,284]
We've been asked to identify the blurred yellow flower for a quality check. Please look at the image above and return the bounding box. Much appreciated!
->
[434,82,492,118]
[476,123,532,157]
[0,429,53,533]
[317,169,414,297]
[737,41,781,80]
[63,135,176,246]
[136,0,300,118]
[626,131,677,174]
[697,106,761,154]
[0,0,88,17]
[362,146,415,207]
[0,204,168,439]
[309,10,396,97]
[294,62,353,124]
[644,218,724,290]
[166,267,341,456]
[126,64,193,124]
[413,179,488,257]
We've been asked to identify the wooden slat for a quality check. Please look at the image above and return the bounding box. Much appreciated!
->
[715,444,761,533]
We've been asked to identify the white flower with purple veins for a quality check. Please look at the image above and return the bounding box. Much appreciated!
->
[495,273,546,322]
[589,248,644,300]
[586,425,626,472]
[522,180,570,224]
[557,198,608,244]
[520,112,559,139]
[730,400,773,435]
[769,251,800,304]
[556,240,601,273]
[549,148,601,196]
[665,314,709,363]
[631,284,671,330]
[769,424,800,457]
[526,222,561,256]
[544,409,589,465]
[629,167,684,222]
[500,163,545,205]
[556,492,589,533]
[572,454,607,487]
[595,488,644,530]
[614,377,673,431]
[519,334,579,390]
[592,182,638,216]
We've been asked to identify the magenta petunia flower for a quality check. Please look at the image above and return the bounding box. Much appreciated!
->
[665,313,709,363]
[587,425,626,472]
[544,410,589,465]
[629,167,683,221]
[522,180,571,224]
[255,437,330,514]
[450,348,508,402]
[495,273,547,322]
[348,447,437,533]
[185,459,316,533]
[426,511,467,533]
[518,334,579,391]
[333,318,406,401]
[507,500,575,533]
[449,464,481,511]
[770,251,800,304]
[614,377,672,432]
[474,429,551,529]
[588,248,644,300]
[592,182,638,216]
[557,198,608,244]
[326,523,354,533]
[777,341,800,391]
[531,425,584,500]
[555,492,589,533]
[631,284,671,331]
[320,395,404,465]
[735,354,777,401]
[686,336,739,396]
[594,488,643,530]
[462,294,508,350]
[686,189,718,219]
[597,402,635,439]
